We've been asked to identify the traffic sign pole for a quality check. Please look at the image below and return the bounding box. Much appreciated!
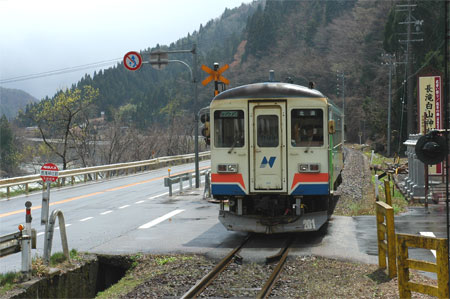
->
[146,45,200,188]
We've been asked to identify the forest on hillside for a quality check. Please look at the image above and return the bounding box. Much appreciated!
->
[2,0,447,176]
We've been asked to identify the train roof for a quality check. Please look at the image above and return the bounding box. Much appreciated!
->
[212,82,326,101]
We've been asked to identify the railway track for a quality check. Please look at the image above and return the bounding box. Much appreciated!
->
[181,235,294,298]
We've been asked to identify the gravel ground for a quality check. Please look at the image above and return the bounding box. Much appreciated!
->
[334,147,375,216]
[106,253,435,298]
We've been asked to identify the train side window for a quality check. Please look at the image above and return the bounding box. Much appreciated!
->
[257,115,279,147]
[214,110,245,148]
[291,109,323,147]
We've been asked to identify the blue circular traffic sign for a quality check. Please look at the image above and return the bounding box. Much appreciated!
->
[123,51,142,71]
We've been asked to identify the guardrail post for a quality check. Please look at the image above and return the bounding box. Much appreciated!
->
[189,173,193,188]
[179,176,183,193]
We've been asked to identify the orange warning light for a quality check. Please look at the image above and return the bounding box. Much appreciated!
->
[18,224,24,231]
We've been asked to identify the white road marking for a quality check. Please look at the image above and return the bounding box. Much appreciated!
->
[119,205,130,209]
[135,200,145,204]
[55,224,72,230]
[148,192,169,200]
[420,232,437,257]
[80,217,93,222]
[138,209,185,229]
[101,210,113,215]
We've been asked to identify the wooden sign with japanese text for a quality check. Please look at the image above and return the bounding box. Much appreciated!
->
[418,75,442,174]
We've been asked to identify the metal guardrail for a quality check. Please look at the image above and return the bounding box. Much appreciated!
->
[164,169,210,196]
[0,231,22,257]
[0,151,210,198]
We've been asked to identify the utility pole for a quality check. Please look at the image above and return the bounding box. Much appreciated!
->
[397,1,423,136]
[381,53,395,157]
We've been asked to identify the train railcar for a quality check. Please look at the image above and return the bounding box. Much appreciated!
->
[206,78,344,234]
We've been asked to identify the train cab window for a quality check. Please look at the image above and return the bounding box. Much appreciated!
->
[291,109,323,147]
[257,115,279,147]
[214,110,245,148]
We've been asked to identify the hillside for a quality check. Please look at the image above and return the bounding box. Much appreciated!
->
[19,0,446,150]
[0,87,38,119]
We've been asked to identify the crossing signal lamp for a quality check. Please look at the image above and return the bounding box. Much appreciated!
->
[200,112,210,145]
[415,131,448,165]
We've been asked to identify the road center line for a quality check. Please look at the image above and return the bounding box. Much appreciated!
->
[135,200,145,204]
[80,217,93,222]
[55,224,71,230]
[148,192,169,200]
[101,210,113,215]
[420,232,437,257]
[138,209,185,229]
[119,205,130,209]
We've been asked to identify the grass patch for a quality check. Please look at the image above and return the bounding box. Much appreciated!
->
[155,256,177,265]
[50,252,67,266]
[335,146,409,216]
[0,272,23,296]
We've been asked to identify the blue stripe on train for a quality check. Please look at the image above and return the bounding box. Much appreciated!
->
[212,184,246,196]
[291,184,329,195]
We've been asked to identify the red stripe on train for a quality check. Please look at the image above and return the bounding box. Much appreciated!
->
[211,173,246,190]
[291,173,329,190]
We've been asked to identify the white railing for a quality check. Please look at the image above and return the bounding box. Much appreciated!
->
[0,151,210,198]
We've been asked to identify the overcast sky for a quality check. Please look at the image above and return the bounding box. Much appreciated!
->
[0,0,250,100]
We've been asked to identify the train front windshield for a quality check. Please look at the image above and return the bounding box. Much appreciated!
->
[291,109,324,147]
[214,110,245,148]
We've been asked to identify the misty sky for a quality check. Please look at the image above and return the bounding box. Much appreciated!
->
[0,0,250,100]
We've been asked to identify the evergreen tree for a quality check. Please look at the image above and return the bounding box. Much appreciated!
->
[0,115,17,176]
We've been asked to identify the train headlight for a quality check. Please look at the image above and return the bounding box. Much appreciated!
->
[218,163,238,173]
[299,164,309,172]
[298,163,320,173]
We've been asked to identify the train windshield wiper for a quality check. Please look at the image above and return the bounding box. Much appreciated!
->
[228,135,238,154]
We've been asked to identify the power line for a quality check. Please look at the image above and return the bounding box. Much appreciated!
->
[0,58,121,84]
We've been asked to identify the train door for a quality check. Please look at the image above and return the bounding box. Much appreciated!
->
[249,102,286,192]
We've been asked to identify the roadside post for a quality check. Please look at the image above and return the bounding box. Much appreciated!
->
[40,163,59,264]
[21,201,33,278]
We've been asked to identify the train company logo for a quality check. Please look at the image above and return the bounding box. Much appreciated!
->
[260,156,276,168]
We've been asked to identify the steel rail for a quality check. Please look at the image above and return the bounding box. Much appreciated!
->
[257,237,294,299]
[180,235,251,299]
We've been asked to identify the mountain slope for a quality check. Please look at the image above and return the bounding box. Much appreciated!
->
[0,87,38,119]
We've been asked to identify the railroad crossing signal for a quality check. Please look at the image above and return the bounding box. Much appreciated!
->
[201,63,229,96]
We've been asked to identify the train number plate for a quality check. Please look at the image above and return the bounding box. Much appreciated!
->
[303,219,316,230]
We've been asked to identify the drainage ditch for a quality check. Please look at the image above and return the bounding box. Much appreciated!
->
[10,254,132,298]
